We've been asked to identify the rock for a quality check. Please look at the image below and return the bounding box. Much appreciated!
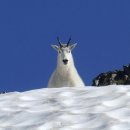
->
[0,91,6,94]
[92,64,130,86]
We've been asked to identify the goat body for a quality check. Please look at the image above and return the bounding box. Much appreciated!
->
[48,63,85,88]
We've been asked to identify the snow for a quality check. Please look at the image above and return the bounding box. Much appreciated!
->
[0,85,130,130]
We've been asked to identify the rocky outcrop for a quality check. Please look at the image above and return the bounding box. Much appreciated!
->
[0,91,6,94]
[92,64,130,86]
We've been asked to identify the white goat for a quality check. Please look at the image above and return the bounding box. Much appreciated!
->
[48,37,85,88]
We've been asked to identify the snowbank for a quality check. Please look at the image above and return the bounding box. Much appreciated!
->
[0,85,130,130]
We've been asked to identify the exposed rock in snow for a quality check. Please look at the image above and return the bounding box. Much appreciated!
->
[0,85,130,130]
[92,64,130,86]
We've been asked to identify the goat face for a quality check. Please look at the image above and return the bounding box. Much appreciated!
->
[51,43,77,65]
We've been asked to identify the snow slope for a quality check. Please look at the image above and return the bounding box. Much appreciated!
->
[0,85,130,130]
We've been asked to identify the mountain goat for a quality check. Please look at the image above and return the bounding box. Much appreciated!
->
[48,37,85,88]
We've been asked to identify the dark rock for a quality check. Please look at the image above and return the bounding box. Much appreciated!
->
[0,91,6,94]
[92,64,130,86]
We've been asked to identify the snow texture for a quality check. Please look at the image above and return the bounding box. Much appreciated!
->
[0,85,130,130]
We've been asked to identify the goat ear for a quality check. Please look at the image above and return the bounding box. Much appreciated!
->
[69,43,77,50]
[51,45,59,51]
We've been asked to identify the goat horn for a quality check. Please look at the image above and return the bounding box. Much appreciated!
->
[67,36,71,46]
[57,37,62,47]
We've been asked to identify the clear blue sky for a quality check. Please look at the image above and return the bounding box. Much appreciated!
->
[0,0,130,92]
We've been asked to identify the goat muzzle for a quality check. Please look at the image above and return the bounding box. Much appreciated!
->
[63,59,68,65]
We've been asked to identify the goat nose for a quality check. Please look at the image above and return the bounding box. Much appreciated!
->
[63,59,68,64]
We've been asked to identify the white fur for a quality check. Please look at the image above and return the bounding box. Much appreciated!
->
[48,43,85,88]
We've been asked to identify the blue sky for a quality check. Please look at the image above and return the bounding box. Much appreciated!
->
[0,0,130,92]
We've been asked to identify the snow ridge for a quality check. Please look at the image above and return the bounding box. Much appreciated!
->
[0,85,130,130]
